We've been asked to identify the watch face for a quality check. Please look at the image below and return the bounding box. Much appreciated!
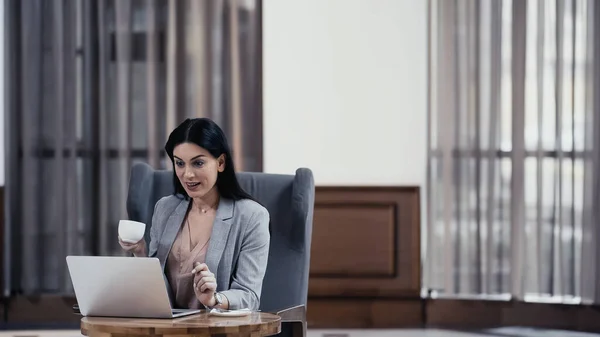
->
[215,293,223,303]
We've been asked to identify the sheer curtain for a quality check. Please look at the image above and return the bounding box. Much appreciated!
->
[425,0,600,303]
[4,0,262,295]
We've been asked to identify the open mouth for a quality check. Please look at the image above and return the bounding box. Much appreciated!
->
[185,182,200,189]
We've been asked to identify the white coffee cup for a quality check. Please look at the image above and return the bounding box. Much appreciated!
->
[118,220,146,244]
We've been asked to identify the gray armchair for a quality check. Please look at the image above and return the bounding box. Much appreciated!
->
[126,162,315,337]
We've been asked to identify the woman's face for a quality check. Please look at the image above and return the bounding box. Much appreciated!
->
[173,142,225,199]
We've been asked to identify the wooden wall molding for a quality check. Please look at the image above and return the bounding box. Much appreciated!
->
[306,186,422,328]
[426,298,600,332]
[3,295,78,324]
[307,298,423,329]
[308,186,421,299]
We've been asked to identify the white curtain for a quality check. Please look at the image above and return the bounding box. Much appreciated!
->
[425,0,600,303]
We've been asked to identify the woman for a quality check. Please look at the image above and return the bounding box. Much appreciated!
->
[118,118,270,311]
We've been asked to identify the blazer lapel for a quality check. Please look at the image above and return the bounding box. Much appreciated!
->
[157,198,190,271]
[205,198,234,276]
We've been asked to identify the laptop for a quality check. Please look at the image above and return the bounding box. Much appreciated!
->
[66,255,201,318]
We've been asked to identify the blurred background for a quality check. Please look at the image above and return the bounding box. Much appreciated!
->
[4,0,263,296]
[1,0,600,336]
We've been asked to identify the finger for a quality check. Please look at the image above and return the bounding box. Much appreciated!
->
[118,237,136,247]
[118,236,131,244]
[196,276,216,289]
[193,284,202,297]
[201,276,216,284]
[192,263,208,274]
[193,275,214,286]
[120,243,137,250]
[199,271,213,278]
[193,262,208,273]
[196,278,216,293]
[193,272,203,284]
[200,281,217,293]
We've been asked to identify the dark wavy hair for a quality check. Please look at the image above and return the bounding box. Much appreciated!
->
[164,118,254,201]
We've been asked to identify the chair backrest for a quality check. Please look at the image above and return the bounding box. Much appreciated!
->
[126,162,315,312]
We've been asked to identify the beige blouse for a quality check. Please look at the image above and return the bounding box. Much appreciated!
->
[165,216,214,309]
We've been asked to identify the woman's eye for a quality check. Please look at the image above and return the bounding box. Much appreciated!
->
[193,161,204,167]
[175,161,185,167]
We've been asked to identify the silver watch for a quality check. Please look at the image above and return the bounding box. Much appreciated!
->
[214,292,223,306]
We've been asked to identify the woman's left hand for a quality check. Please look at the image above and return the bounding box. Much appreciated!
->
[192,262,218,307]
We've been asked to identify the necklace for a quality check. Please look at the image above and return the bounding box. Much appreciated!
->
[192,198,218,214]
[194,203,211,214]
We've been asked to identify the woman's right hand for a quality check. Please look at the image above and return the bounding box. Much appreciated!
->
[118,236,147,257]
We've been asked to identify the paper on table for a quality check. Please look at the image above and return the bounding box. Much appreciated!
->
[209,308,253,317]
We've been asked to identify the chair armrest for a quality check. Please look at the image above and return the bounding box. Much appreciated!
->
[272,305,306,337]
[273,304,305,323]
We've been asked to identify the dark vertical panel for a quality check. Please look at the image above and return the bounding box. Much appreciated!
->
[535,0,546,294]
[209,0,225,127]
[495,0,504,294]
[52,0,66,282]
[580,0,590,302]
[97,0,109,254]
[569,0,577,297]
[511,0,527,299]
[4,0,22,297]
[166,0,187,134]
[146,0,159,168]
[190,0,209,119]
[462,0,474,293]
[581,0,596,303]
[473,0,482,294]
[452,0,462,294]
[228,0,243,170]
[425,0,434,293]
[553,0,565,296]
[439,0,457,294]
[20,0,43,294]
[486,0,502,294]
[165,0,175,134]
[115,0,132,222]
[63,0,78,292]
[174,0,187,124]
[84,0,100,256]
[254,0,263,172]
[240,0,262,172]
[592,0,600,304]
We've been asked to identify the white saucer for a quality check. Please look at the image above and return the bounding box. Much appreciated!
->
[209,308,253,317]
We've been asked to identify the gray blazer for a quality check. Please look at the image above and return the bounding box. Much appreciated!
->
[147,195,270,310]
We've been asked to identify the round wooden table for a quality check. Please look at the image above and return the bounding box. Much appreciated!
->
[80,311,281,337]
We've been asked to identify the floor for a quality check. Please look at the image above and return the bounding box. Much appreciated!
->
[307,329,600,337]
[0,328,597,337]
